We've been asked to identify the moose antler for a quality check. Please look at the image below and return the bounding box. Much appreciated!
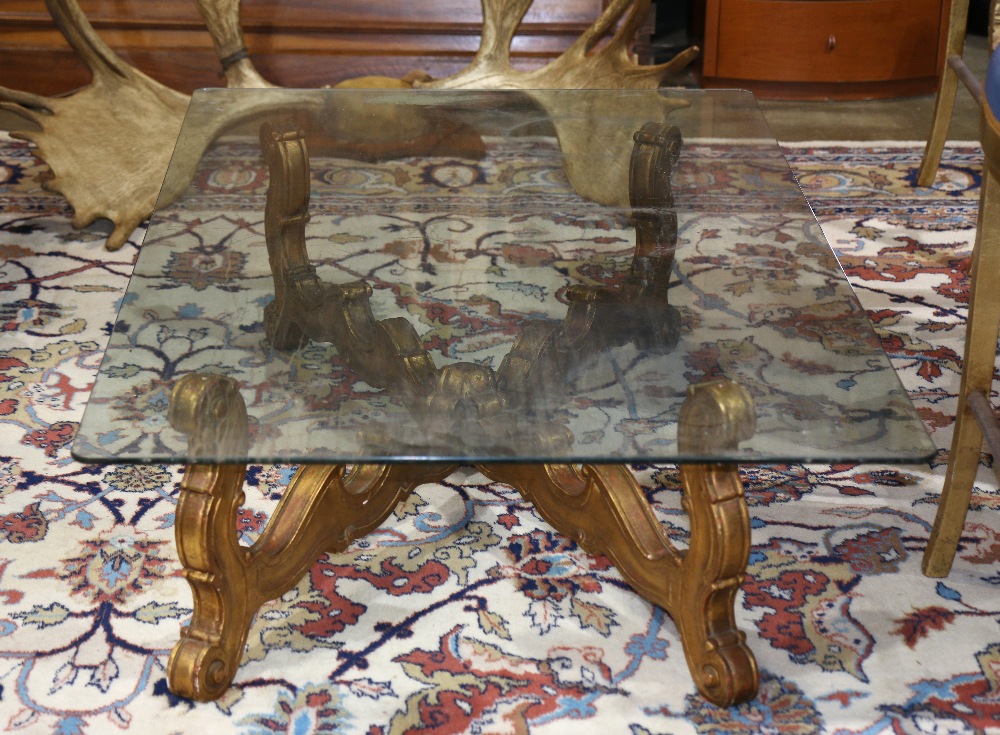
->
[420,0,696,208]
[194,0,274,89]
[0,0,695,251]
[0,0,188,251]
[422,0,697,90]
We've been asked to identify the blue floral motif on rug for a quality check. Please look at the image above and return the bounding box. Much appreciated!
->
[1,134,997,734]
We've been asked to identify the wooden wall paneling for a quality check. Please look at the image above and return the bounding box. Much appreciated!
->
[0,0,615,96]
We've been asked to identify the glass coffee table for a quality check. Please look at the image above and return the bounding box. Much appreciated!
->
[73,88,935,707]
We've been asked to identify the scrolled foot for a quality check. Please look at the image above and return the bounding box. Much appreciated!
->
[691,639,758,707]
[167,636,237,702]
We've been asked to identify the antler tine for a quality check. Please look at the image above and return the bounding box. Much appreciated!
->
[608,0,653,54]
[418,0,535,88]
[195,0,274,88]
[635,44,701,81]
[46,0,127,80]
[571,0,649,55]
[476,0,535,69]
[0,91,52,125]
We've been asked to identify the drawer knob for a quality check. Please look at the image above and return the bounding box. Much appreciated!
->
[827,34,837,52]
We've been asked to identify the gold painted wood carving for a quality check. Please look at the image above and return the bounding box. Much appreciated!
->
[483,379,757,706]
[161,117,762,706]
[258,118,685,455]
[165,371,759,705]
[167,372,458,700]
[0,0,696,251]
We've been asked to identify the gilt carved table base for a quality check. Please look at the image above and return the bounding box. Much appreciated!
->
[165,373,758,707]
[166,115,758,706]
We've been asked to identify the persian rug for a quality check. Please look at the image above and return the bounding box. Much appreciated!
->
[1,132,998,735]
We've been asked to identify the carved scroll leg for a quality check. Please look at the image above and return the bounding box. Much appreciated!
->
[675,461,757,705]
[166,372,458,700]
[479,380,759,707]
[673,380,758,703]
[168,461,458,700]
[482,461,757,707]
[168,460,256,701]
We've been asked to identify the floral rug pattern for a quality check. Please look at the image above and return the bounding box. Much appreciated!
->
[1,133,999,734]
[75,135,927,466]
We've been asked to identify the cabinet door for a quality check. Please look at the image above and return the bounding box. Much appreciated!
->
[713,0,944,83]
[694,0,949,97]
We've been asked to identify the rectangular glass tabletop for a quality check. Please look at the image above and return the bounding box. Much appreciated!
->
[72,88,936,466]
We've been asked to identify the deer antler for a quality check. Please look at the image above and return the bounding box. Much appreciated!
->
[421,0,697,208]
[422,0,698,90]
[194,0,274,89]
[0,0,189,251]
[0,0,285,251]
[0,0,695,251]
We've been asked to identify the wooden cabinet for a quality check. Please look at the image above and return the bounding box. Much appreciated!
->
[692,0,951,99]
[0,0,614,96]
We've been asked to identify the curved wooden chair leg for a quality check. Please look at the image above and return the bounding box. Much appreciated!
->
[917,0,971,187]
[924,153,1000,575]
[925,413,981,576]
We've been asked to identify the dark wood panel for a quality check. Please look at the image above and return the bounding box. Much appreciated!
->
[0,49,488,97]
[0,48,481,96]
[0,0,614,96]
[0,41,575,96]
[4,0,605,28]
[0,0,604,29]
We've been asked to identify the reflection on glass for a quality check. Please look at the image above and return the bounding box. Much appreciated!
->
[73,89,934,465]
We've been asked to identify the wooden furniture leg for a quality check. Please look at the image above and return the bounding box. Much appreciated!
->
[166,372,457,700]
[917,0,973,187]
[166,373,759,706]
[482,379,758,707]
[215,110,758,705]
[924,125,1000,576]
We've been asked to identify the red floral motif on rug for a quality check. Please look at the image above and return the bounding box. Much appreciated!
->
[0,135,997,734]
